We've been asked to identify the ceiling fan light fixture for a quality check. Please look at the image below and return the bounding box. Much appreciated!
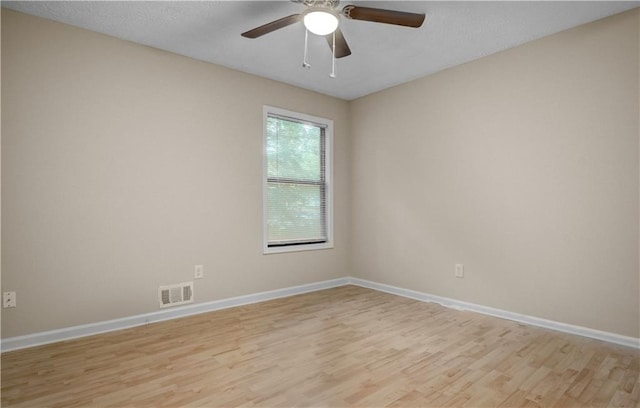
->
[303,10,339,36]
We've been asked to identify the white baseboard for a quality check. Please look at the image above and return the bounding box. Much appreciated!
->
[348,277,640,350]
[0,277,350,352]
[3,276,638,352]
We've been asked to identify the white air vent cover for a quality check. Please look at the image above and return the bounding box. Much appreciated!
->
[158,281,194,308]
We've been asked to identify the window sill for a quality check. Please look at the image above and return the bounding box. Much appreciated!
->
[263,242,334,255]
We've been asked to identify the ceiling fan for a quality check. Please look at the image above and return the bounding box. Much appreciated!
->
[241,0,426,59]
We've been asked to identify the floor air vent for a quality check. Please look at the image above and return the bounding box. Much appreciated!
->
[158,281,194,308]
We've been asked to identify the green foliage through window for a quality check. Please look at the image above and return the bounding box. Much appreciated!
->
[266,115,327,247]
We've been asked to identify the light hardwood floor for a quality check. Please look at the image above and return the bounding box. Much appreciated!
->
[1,285,639,407]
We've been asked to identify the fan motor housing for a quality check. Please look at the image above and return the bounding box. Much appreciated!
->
[300,0,340,9]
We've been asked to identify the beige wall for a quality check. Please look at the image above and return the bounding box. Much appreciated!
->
[350,10,640,338]
[2,8,639,340]
[1,10,350,337]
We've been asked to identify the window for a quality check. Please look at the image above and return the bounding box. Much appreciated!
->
[263,106,333,253]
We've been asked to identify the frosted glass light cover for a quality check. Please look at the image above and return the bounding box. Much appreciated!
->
[303,11,339,36]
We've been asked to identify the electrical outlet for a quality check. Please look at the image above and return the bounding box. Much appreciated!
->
[455,264,464,278]
[194,265,204,279]
[3,292,16,308]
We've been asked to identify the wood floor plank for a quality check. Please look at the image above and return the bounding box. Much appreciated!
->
[2,285,639,407]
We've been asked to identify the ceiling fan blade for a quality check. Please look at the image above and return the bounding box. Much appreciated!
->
[342,6,425,28]
[325,28,352,58]
[241,14,302,38]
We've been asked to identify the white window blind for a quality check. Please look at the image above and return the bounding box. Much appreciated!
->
[263,107,333,253]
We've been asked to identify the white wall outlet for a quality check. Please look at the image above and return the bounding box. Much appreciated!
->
[455,264,464,278]
[194,265,204,279]
[3,291,16,308]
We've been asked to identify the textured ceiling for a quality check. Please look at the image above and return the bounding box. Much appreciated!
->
[3,1,638,100]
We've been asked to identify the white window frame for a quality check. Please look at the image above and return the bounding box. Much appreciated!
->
[263,105,334,254]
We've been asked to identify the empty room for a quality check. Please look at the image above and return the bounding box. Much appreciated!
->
[1,1,639,407]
